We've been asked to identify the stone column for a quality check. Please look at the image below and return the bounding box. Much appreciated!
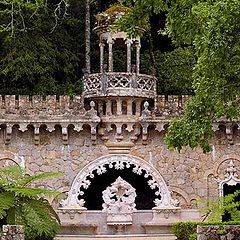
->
[127,99,132,115]
[108,38,114,72]
[126,39,132,72]
[135,40,141,75]
[117,98,122,115]
[135,100,141,116]
[106,99,112,116]
[99,42,105,73]
[98,100,103,116]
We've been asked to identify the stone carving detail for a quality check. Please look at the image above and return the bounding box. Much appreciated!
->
[60,192,86,210]
[102,177,136,225]
[140,101,151,119]
[84,101,99,121]
[219,160,240,197]
[102,176,136,212]
[84,74,102,92]
[107,75,131,88]
[60,155,179,210]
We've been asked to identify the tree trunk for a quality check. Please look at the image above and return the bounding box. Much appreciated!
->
[85,0,91,73]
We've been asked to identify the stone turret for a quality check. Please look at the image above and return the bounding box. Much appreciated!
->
[83,6,157,116]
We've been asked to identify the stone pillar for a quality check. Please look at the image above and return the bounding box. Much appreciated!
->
[126,40,132,72]
[98,100,103,116]
[108,38,114,72]
[99,42,105,73]
[135,40,141,75]
[135,100,141,116]
[127,99,132,115]
[117,99,122,115]
[106,99,112,116]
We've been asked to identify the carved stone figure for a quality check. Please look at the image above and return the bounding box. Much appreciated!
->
[102,176,136,225]
[102,176,136,212]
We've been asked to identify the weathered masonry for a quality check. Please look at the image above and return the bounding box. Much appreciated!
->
[1,8,240,239]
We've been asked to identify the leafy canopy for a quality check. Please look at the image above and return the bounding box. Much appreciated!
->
[0,165,62,240]
[120,0,240,152]
[0,0,83,95]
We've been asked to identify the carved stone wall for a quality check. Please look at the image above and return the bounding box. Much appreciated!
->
[0,94,239,215]
[0,124,240,209]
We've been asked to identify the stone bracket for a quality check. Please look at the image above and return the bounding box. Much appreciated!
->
[33,124,40,145]
[4,124,12,145]
[62,125,68,145]
[226,123,234,145]
[141,123,149,145]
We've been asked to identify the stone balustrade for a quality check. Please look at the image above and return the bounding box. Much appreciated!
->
[83,72,157,98]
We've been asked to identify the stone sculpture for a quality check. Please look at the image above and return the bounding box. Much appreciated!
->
[102,176,136,225]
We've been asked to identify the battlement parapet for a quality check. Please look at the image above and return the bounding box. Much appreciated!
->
[155,95,192,117]
[0,95,192,118]
[0,95,84,118]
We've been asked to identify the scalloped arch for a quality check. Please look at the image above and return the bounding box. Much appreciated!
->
[60,154,178,210]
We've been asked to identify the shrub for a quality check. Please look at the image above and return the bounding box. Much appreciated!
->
[172,222,197,240]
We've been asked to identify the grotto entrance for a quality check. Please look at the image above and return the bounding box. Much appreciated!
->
[83,165,156,210]
[60,154,179,210]
[57,155,182,236]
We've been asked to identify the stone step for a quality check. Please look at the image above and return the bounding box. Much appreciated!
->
[55,234,176,240]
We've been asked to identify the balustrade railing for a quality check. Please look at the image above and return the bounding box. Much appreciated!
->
[83,72,157,98]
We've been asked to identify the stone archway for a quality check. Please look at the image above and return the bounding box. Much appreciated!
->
[60,154,179,210]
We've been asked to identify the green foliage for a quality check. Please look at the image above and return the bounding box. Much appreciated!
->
[105,4,132,14]
[172,222,197,240]
[141,47,195,94]
[0,0,45,35]
[120,0,240,152]
[166,0,240,152]
[201,191,240,223]
[0,165,62,240]
[0,0,84,95]
[156,47,195,94]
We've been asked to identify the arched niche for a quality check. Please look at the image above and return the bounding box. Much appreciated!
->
[219,160,240,197]
[60,154,179,210]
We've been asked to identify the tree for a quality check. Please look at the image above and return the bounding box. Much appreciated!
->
[0,0,69,36]
[119,0,240,152]
[0,0,84,95]
[0,165,62,240]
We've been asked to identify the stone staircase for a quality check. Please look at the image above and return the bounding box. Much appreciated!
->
[55,234,177,240]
